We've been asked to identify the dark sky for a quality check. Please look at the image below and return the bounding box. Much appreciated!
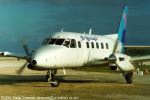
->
[0,0,150,54]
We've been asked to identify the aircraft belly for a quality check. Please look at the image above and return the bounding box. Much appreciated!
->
[86,61,108,66]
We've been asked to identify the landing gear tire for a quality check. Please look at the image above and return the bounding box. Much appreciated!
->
[50,78,60,87]
[46,69,59,87]
[123,71,133,84]
[46,69,57,80]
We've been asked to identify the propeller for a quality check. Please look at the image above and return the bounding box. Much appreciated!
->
[22,41,30,56]
[108,38,119,62]
[16,42,31,74]
[16,62,28,74]
[113,39,119,54]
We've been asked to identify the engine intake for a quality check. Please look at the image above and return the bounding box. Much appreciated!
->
[109,63,117,70]
[27,64,35,70]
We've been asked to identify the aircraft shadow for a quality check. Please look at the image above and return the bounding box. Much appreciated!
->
[0,74,123,85]
[57,75,123,84]
[0,74,46,85]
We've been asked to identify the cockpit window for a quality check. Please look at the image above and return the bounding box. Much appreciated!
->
[42,38,76,48]
[70,39,76,48]
[46,38,65,45]
[55,39,65,45]
[63,39,70,48]
[48,38,57,44]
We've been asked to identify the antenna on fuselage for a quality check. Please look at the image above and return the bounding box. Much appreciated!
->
[61,28,64,32]
[89,28,92,34]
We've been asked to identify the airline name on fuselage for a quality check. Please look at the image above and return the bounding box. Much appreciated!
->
[80,36,98,41]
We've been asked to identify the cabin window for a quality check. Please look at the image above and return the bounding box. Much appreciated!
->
[106,43,109,49]
[86,42,89,48]
[48,38,57,44]
[78,41,81,48]
[101,43,104,49]
[55,39,65,45]
[70,39,77,48]
[63,39,70,48]
[91,42,94,48]
[96,42,99,49]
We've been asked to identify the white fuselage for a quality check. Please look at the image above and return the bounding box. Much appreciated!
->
[31,32,122,70]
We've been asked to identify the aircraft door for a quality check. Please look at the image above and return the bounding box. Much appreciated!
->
[83,42,91,65]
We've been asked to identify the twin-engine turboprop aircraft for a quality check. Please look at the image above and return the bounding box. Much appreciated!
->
[0,51,13,56]
[3,6,150,87]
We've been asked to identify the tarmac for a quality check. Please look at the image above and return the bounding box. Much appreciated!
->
[0,57,150,100]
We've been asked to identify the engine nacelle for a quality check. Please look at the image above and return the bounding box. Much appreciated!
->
[114,53,135,72]
[109,63,117,70]
[27,64,36,70]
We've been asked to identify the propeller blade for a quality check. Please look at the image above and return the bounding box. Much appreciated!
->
[23,44,30,56]
[109,54,117,62]
[16,62,28,74]
[113,38,119,53]
[21,41,30,56]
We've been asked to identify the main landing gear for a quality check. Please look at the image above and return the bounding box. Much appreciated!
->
[123,71,133,84]
[46,69,60,87]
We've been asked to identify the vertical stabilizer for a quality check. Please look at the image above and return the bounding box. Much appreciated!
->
[118,6,128,48]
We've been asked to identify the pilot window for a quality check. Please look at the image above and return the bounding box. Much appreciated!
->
[48,38,57,44]
[96,42,99,49]
[78,41,81,48]
[55,39,65,45]
[86,42,89,48]
[63,39,70,48]
[106,43,109,49]
[101,43,104,49]
[70,39,77,48]
[91,42,94,48]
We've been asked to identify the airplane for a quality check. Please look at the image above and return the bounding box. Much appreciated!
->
[0,51,14,56]
[2,5,150,87]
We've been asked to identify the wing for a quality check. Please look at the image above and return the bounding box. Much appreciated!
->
[125,45,150,49]
[1,52,25,59]
[130,55,150,63]
[124,45,150,56]
[124,45,150,63]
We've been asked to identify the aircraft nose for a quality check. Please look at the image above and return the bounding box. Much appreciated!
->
[31,45,59,67]
[32,60,37,65]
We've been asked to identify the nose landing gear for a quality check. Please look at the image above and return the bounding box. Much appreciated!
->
[46,69,60,87]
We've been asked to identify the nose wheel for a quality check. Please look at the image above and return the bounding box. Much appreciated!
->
[46,69,60,87]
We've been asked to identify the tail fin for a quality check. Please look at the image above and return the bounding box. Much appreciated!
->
[118,6,128,47]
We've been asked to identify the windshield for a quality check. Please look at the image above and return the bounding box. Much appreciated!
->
[48,38,57,44]
[47,38,65,45]
[42,38,70,46]
[55,39,65,45]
